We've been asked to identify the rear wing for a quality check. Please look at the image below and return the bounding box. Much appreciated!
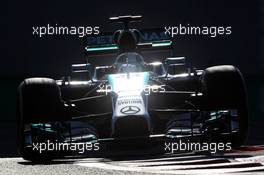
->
[83,28,175,57]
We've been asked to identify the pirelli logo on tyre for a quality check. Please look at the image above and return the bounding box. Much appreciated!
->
[117,99,142,106]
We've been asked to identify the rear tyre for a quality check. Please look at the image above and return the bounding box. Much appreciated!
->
[17,78,65,162]
[201,65,248,147]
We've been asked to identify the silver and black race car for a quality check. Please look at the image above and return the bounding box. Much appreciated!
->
[17,15,248,162]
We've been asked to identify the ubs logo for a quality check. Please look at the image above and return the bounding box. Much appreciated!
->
[120,106,140,115]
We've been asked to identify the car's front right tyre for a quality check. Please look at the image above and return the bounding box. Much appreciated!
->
[17,78,65,162]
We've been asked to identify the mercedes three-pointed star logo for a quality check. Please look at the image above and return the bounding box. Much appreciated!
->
[120,106,140,114]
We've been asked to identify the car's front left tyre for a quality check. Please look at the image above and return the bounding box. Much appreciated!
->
[201,65,248,148]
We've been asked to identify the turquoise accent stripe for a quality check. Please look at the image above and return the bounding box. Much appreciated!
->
[86,45,118,52]
[152,41,172,47]
[85,40,172,52]
[31,123,54,132]
[107,74,114,90]
[143,72,150,85]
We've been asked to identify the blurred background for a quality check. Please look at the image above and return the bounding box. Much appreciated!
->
[3,0,263,157]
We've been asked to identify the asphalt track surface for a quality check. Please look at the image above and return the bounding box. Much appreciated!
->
[1,146,264,175]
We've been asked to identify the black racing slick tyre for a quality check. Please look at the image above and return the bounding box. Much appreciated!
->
[201,65,248,147]
[17,78,65,162]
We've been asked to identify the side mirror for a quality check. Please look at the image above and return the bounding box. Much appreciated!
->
[164,57,185,66]
[71,63,91,73]
[163,57,186,75]
[148,62,166,76]
[71,63,92,81]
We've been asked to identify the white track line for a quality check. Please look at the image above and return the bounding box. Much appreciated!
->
[76,154,264,174]
[137,162,262,170]
[116,158,229,167]
[76,161,264,174]
[236,155,264,165]
[113,154,207,163]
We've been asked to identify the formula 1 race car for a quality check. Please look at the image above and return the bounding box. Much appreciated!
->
[17,15,248,162]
